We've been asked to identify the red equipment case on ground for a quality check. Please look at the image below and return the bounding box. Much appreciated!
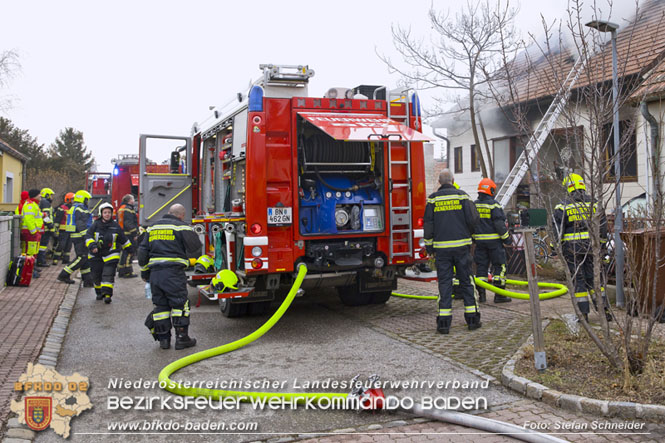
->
[6,255,35,287]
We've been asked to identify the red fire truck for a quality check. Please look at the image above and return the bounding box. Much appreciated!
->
[85,155,170,213]
[138,64,430,317]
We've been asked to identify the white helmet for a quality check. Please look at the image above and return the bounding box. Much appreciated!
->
[99,202,114,217]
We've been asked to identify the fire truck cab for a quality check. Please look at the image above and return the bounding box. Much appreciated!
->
[139,64,430,317]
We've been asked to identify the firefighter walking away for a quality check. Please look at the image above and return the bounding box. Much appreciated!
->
[424,169,481,334]
[553,173,610,322]
[473,178,512,303]
[139,204,202,350]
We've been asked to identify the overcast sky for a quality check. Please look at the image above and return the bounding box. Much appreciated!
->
[0,0,638,171]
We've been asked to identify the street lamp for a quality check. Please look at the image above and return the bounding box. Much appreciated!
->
[586,20,624,308]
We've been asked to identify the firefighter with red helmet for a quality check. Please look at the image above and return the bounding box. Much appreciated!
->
[424,169,481,334]
[473,178,512,303]
[554,173,610,322]
[139,204,202,350]
[57,190,93,286]
[53,192,75,265]
[86,202,132,303]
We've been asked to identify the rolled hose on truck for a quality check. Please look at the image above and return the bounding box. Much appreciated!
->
[159,264,567,443]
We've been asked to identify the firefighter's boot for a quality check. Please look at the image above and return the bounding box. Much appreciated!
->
[57,270,76,284]
[36,251,50,268]
[466,313,482,331]
[494,294,512,303]
[159,337,170,350]
[175,327,196,350]
[436,316,451,335]
[104,295,112,304]
[477,288,487,303]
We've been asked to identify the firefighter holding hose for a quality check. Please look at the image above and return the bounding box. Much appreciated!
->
[424,169,481,334]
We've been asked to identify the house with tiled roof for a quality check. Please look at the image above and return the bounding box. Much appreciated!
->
[435,0,665,212]
[0,137,29,211]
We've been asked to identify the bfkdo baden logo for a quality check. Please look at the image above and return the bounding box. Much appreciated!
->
[25,397,52,431]
[11,363,92,438]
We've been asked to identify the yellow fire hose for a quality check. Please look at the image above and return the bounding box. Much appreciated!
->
[159,263,347,404]
[392,277,568,301]
[157,264,569,443]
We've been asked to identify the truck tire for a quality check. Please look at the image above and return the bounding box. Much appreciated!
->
[336,285,372,306]
[370,290,392,304]
[219,298,248,317]
[247,301,271,316]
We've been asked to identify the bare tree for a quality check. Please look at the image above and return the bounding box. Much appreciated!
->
[380,0,521,179]
[496,0,665,377]
[0,49,20,113]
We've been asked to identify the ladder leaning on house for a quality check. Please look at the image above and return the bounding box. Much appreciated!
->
[495,56,588,208]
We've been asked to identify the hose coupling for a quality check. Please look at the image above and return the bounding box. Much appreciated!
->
[348,374,385,410]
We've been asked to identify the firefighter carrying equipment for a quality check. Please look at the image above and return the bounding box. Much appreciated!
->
[562,173,586,193]
[194,255,214,274]
[477,178,497,196]
[211,269,238,291]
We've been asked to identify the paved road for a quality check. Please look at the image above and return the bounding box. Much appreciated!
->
[30,270,665,443]
[34,271,521,443]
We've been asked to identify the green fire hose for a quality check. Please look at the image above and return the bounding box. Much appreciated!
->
[392,277,567,300]
[156,264,569,443]
[159,263,347,404]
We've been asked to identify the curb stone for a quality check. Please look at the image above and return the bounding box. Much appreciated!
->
[3,281,81,443]
[501,323,665,423]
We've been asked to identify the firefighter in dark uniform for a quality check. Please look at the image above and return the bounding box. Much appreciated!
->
[553,173,609,322]
[37,188,55,267]
[86,202,132,304]
[117,194,139,278]
[139,204,202,350]
[424,169,481,334]
[53,192,74,265]
[57,190,93,286]
[473,178,512,303]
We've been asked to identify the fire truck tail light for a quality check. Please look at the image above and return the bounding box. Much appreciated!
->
[416,217,424,228]
[419,247,427,257]
[251,258,263,269]
[419,238,425,247]
[250,223,262,235]
[251,246,263,257]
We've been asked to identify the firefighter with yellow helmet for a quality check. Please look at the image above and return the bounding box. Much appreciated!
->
[57,190,94,286]
[36,188,56,267]
[473,178,512,303]
[553,173,610,322]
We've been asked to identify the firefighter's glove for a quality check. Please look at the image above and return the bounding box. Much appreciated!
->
[426,246,434,256]
[141,269,150,282]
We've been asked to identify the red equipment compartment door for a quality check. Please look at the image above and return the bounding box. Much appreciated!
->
[297,112,431,142]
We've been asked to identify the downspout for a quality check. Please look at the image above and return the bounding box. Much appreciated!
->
[640,101,660,208]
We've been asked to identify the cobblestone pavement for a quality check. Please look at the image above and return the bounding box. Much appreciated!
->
[309,277,665,442]
[298,399,665,442]
[0,264,71,427]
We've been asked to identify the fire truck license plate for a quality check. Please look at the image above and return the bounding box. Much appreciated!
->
[267,207,292,225]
